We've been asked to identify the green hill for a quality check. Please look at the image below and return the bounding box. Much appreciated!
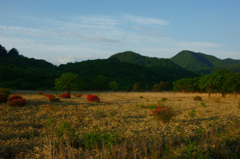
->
[170,50,240,73]
[109,51,197,80]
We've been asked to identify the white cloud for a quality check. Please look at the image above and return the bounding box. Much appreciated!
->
[122,14,169,26]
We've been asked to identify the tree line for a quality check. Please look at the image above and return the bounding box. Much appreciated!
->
[173,70,240,97]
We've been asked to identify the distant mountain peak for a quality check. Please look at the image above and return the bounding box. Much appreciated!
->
[170,50,240,73]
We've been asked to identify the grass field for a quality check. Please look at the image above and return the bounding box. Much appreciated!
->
[1,91,240,158]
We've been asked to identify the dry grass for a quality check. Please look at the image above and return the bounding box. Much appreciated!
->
[0,91,240,158]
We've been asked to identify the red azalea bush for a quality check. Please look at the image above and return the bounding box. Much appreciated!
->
[45,94,60,102]
[151,105,175,123]
[9,94,22,100]
[74,94,82,97]
[161,97,168,102]
[0,95,8,103]
[7,95,26,107]
[38,91,43,95]
[86,95,100,102]
[60,93,71,98]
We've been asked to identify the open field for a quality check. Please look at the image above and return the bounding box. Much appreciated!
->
[1,91,240,158]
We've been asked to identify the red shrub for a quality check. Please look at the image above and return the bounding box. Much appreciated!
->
[86,95,100,102]
[10,94,22,100]
[60,93,71,98]
[0,95,7,103]
[7,95,26,107]
[38,91,43,95]
[44,94,60,102]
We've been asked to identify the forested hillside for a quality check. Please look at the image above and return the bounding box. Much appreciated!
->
[171,50,240,74]
[2,44,240,91]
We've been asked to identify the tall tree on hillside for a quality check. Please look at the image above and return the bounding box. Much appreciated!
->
[55,73,83,93]
[8,48,19,56]
[0,44,7,57]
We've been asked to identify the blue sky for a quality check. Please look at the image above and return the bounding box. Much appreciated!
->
[0,0,240,65]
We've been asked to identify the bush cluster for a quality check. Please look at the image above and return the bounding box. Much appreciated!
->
[60,93,71,98]
[151,105,175,123]
[193,96,202,101]
[45,94,60,102]
[86,95,100,102]
[7,94,26,107]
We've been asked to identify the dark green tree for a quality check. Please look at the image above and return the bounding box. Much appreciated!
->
[133,82,141,91]
[0,44,7,57]
[55,73,83,93]
[199,74,215,98]
[92,75,108,90]
[8,48,19,56]
[173,78,195,92]
[212,70,233,97]
[224,73,240,98]
[109,81,119,91]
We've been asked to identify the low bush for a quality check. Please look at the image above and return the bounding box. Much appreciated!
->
[60,93,71,98]
[82,131,120,149]
[193,96,202,101]
[7,95,26,107]
[151,105,175,123]
[86,95,100,102]
[38,91,43,95]
[45,94,60,102]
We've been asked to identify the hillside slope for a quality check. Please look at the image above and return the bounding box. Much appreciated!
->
[171,50,240,73]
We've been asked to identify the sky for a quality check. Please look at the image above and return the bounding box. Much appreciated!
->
[0,0,240,65]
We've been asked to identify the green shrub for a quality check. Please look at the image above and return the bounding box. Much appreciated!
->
[193,96,202,101]
[151,105,176,123]
[188,109,196,118]
[200,102,206,107]
[0,88,11,103]
[82,131,119,149]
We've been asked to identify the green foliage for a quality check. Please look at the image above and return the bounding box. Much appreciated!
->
[188,109,196,118]
[55,121,78,142]
[109,81,119,91]
[92,75,108,90]
[171,50,240,73]
[82,131,119,149]
[173,77,199,92]
[133,82,141,91]
[0,88,11,99]
[151,105,176,123]
[55,73,83,92]
[200,102,206,107]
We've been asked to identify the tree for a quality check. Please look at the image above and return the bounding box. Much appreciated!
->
[92,75,108,90]
[109,81,119,91]
[8,48,19,56]
[173,78,196,92]
[224,73,240,98]
[0,44,7,57]
[199,74,215,98]
[212,70,233,97]
[55,73,83,93]
[133,82,141,91]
